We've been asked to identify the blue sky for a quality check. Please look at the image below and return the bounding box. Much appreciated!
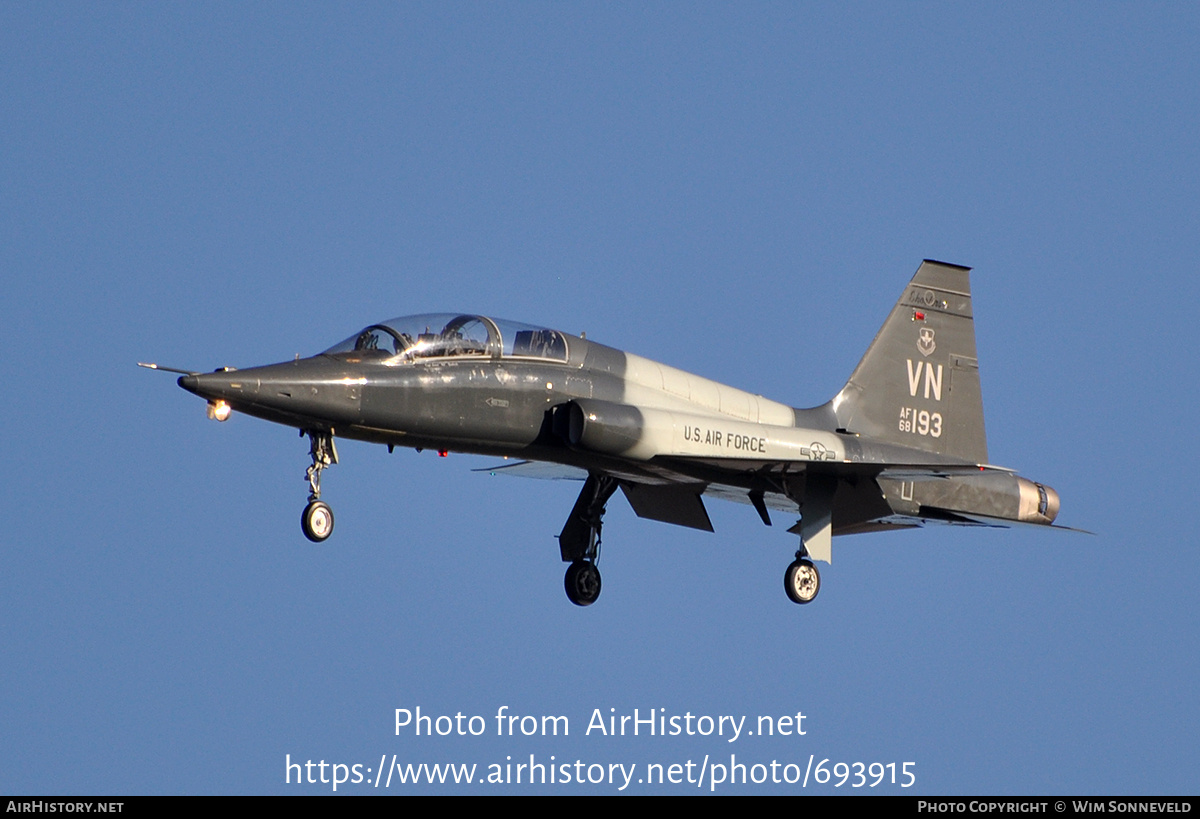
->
[3,3,1197,794]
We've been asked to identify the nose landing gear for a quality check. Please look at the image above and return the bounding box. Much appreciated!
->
[301,430,338,542]
[302,500,334,542]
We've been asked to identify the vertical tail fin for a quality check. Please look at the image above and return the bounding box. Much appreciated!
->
[829,260,989,463]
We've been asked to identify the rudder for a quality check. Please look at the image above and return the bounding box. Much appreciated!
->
[829,260,988,463]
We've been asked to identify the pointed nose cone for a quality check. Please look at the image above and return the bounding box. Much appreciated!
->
[177,370,254,403]
[177,358,364,427]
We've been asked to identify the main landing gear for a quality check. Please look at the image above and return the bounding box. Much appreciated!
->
[559,473,619,606]
[784,548,821,605]
[564,560,602,607]
[781,476,831,604]
[301,430,338,543]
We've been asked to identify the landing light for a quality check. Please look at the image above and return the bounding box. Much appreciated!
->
[207,400,232,422]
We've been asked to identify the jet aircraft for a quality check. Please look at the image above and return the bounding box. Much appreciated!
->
[142,260,1065,607]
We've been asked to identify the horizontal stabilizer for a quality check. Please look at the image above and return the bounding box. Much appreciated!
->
[945,512,1095,535]
[877,464,1015,481]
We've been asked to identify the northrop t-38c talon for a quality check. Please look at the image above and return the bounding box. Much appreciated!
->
[142,261,1069,607]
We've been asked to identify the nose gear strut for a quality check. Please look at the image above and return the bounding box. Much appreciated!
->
[301,430,338,542]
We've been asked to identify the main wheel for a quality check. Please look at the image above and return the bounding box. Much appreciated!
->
[784,559,820,604]
[301,500,334,542]
[564,561,602,606]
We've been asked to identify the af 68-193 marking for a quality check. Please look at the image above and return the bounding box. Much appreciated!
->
[899,407,943,438]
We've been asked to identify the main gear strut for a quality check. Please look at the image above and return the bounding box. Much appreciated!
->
[558,473,619,606]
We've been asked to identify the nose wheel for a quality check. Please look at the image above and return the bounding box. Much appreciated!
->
[301,430,338,542]
[302,500,334,542]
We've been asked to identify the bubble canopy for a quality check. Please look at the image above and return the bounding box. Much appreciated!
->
[322,313,570,363]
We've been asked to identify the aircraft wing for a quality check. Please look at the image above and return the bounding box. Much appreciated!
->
[475,442,1064,548]
[474,460,587,480]
[477,459,714,531]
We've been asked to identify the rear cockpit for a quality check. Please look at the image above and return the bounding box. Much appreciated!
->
[323,313,570,364]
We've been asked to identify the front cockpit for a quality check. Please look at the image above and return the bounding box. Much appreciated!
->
[323,313,570,364]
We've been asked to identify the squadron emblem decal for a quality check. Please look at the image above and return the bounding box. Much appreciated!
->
[918,327,936,357]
